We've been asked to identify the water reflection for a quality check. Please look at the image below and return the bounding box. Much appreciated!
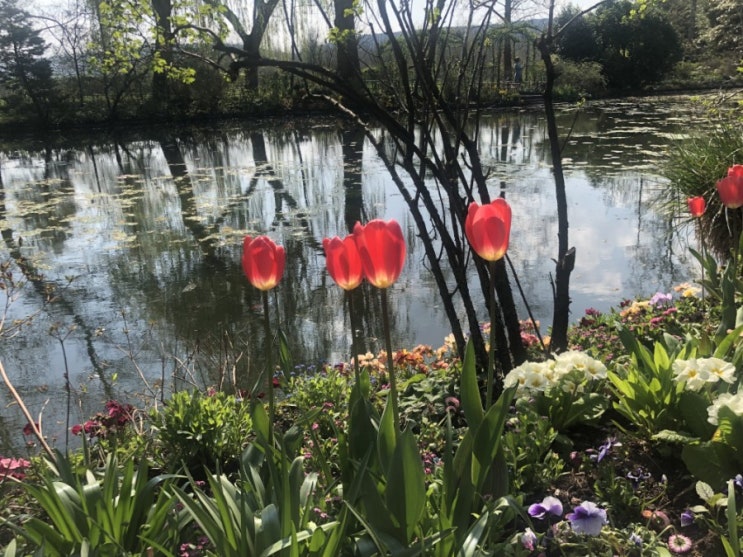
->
[0,97,708,452]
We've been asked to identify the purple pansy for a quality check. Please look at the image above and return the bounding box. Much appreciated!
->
[566,501,608,536]
[528,496,563,519]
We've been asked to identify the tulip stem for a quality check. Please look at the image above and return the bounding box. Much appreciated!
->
[262,290,275,445]
[486,260,497,409]
[380,287,399,427]
[347,290,361,383]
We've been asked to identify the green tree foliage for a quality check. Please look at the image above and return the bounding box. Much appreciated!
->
[555,7,599,62]
[0,0,57,124]
[704,0,742,54]
[557,0,683,89]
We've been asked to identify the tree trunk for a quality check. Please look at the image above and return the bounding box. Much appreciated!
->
[151,0,173,109]
[538,32,574,353]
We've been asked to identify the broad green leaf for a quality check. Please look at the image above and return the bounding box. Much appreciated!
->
[385,428,426,542]
[377,396,398,471]
[472,387,515,496]
[460,339,483,429]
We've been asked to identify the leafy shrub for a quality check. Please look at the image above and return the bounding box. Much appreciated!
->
[553,58,607,100]
[150,389,253,474]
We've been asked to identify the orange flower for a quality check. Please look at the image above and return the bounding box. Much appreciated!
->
[716,165,743,209]
[687,196,706,218]
[465,198,512,261]
[241,235,285,291]
[353,219,406,288]
[323,235,363,290]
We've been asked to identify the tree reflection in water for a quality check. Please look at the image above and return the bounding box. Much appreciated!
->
[0,98,711,451]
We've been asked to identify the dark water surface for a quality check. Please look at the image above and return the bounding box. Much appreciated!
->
[0,96,713,452]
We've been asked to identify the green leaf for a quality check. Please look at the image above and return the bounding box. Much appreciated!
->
[252,402,270,443]
[471,387,515,496]
[460,339,483,429]
[385,428,426,542]
[277,328,294,377]
[678,391,717,440]
[726,479,740,557]
[377,396,398,471]
[696,481,715,502]
[457,511,489,557]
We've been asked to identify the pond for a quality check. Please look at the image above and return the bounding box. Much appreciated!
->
[0,95,715,452]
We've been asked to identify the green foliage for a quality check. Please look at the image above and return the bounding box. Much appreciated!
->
[557,0,683,89]
[534,368,610,432]
[553,58,607,100]
[150,389,253,473]
[172,432,336,557]
[0,0,58,123]
[690,230,743,340]
[502,401,564,496]
[682,407,743,491]
[607,330,688,436]
[689,479,743,557]
[2,451,186,556]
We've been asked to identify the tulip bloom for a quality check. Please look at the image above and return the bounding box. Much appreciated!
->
[465,198,512,262]
[716,164,743,209]
[687,196,706,218]
[353,219,406,288]
[242,235,285,291]
[323,235,363,290]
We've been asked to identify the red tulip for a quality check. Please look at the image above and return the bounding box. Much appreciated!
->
[323,235,363,290]
[242,235,285,291]
[687,196,706,218]
[353,219,406,288]
[465,198,512,262]
[716,164,743,209]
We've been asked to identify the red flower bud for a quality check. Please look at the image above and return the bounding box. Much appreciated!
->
[687,196,705,218]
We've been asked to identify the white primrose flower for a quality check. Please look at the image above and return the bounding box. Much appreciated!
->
[553,351,607,381]
[672,359,710,392]
[699,357,736,384]
[708,391,743,425]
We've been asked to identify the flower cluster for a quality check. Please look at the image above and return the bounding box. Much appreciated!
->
[504,350,607,396]
[672,357,736,391]
[0,456,31,481]
[179,536,210,557]
[71,400,134,438]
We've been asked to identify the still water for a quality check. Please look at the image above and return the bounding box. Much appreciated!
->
[0,96,712,452]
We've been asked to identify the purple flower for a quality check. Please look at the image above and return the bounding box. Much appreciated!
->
[680,509,695,527]
[649,292,673,307]
[591,437,621,463]
[629,532,643,547]
[734,474,743,491]
[520,528,537,551]
[626,467,651,489]
[528,496,563,519]
[566,501,608,536]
